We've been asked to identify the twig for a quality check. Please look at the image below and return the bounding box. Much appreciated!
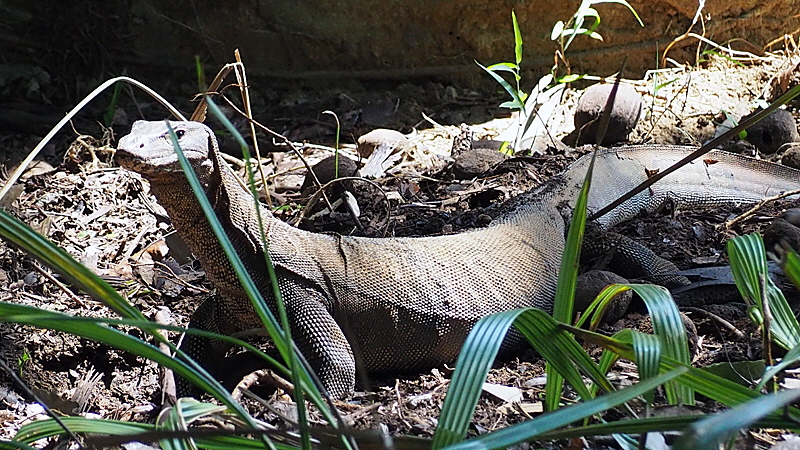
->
[31,262,87,307]
[725,188,800,229]
[0,76,185,202]
[680,306,745,339]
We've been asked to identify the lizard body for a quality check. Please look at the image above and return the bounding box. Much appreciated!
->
[117,120,800,397]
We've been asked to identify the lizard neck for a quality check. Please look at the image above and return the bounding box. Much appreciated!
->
[147,176,221,253]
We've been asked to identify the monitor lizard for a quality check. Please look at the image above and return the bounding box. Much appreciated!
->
[116,120,800,397]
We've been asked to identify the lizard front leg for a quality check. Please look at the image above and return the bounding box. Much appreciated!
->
[176,282,356,398]
[277,272,356,398]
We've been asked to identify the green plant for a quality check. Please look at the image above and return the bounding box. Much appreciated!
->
[551,0,643,83]
[478,4,642,154]
[16,350,29,378]
[476,11,527,153]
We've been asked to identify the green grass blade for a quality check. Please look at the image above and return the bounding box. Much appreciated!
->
[728,233,800,349]
[476,60,525,111]
[1,441,38,450]
[0,303,240,410]
[547,150,596,411]
[631,330,660,405]
[537,414,800,440]
[583,284,686,406]
[576,283,631,329]
[202,100,322,444]
[158,398,229,450]
[432,309,522,450]
[571,325,800,415]
[512,10,523,65]
[0,209,144,320]
[13,416,301,450]
[590,0,643,26]
[758,343,800,391]
[441,368,688,450]
[674,388,800,450]
[0,210,260,418]
[433,308,609,449]
[776,245,800,291]
[628,284,693,405]
[595,328,631,388]
[163,122,330,445]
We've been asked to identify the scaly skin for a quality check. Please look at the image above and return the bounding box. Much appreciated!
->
[117,120,800,397]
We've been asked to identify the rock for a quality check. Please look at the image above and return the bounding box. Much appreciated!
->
[764,218,800,255]
[781,143,800,169]
[451,148,507,179]
[300,155,359,195]
[574,270,632,323]
[784,208,800,227]
[357,129,406,158]
[744,108,799,154]
[574,83,642,145]
[357,129,407,177]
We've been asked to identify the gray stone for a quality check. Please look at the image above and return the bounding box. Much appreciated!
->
[781,143,800,169]
[451,148,507,179]
[574,270,632,323]
[745,109,799,154]
[574,83,642,145]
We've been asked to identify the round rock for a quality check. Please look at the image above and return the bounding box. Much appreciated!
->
[574,83,642,145]
[781,143,800,169]
[744,108,799,154]
[300,154,359,194]
[452,148,507,179]
[574,270,632,323]
[764,218,800,255]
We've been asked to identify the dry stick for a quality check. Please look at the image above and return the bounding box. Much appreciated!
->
[725,188,800,229]
[230,51,273,209]
[214,94,337,213]
[299,176,392,236]
[589,83,800,223]
[0,76,186,203]
[31,262,87,307]
[660,0,706,68]
[680,306,745,340]
[189,56,274,208]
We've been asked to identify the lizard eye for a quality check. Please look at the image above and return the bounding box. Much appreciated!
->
[175,129,185,139]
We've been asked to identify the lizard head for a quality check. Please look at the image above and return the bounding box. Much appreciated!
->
[117,120,215,181]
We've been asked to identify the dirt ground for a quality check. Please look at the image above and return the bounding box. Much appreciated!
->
[2,53,800,448]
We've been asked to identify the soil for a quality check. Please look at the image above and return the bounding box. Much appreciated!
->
[2,53,800,447]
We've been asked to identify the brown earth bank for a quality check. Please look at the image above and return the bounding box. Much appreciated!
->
[1,47,800,449]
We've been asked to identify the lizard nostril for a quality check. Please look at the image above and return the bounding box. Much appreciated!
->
[139,143,144,148]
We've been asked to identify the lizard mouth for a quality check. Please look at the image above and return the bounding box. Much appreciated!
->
[116,148,207,176]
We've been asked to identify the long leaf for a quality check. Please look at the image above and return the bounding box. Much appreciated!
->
[628,284,693,405]
[546,149,597,411]
[537,414,800,440]
[673,388,800,450]
[203,99,326,448]
[728,233,800,349]
[512,10,522,66]
[0,303,234,405]
[570,325,800,416]
[433,308,611,449]
[441,368,688,450]
[476,60,525,114]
